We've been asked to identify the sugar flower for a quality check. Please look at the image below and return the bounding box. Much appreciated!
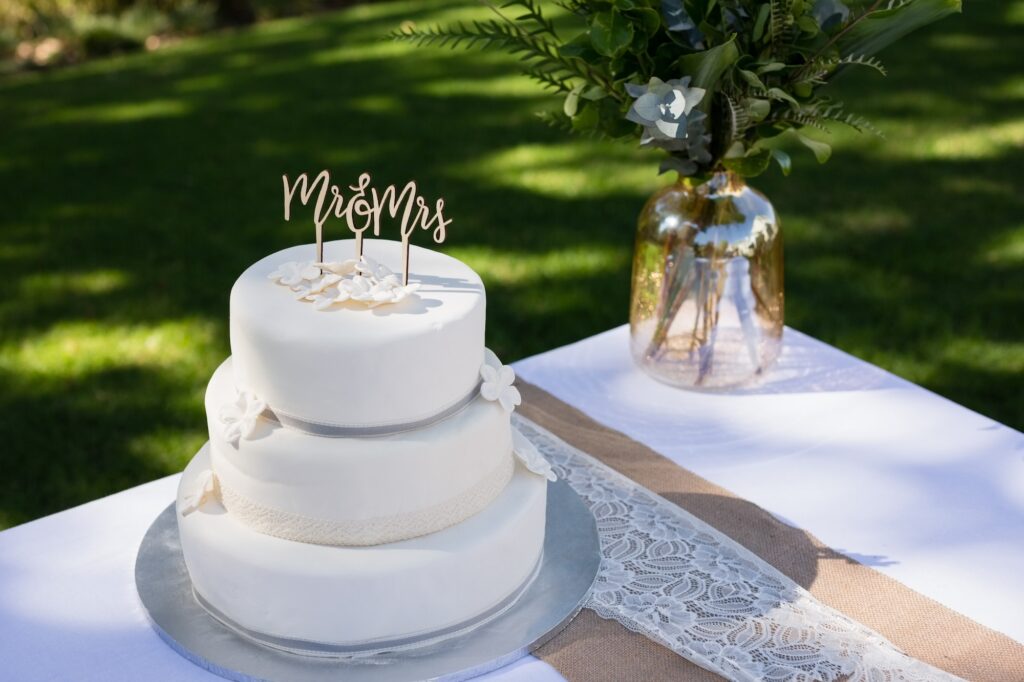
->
[181,469,219,517]
[219,389,266,445]
[268,261,320,287]
[480,351,522,413]
[512,428,557,482]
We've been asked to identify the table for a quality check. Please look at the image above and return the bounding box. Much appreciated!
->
[2,325,1021,681]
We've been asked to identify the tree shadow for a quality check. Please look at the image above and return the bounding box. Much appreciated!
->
[0,0,1021,525]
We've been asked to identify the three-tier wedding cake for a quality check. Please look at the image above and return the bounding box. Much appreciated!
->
[175,238,553,653]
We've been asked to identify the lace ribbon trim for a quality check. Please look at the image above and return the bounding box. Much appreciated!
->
[219,453,514,546]
[191,549,544,659]
[512,414,963,682]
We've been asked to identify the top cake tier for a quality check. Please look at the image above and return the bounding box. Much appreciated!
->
[230,239,485,428]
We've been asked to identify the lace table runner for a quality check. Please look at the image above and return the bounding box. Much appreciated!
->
[514,414,962,682]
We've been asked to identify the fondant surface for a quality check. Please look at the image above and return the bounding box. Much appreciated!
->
[207,357,513,539]
[177,446,548,645]
[230,239,486,427]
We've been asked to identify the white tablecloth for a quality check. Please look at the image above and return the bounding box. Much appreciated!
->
[2,325,1021,681]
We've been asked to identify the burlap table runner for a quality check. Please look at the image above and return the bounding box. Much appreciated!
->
[517,381,1024,682]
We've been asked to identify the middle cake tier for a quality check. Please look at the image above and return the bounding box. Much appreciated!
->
[206,357,514,546]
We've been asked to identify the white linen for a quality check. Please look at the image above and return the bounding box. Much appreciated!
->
[1,324,1020,681]
[515,325,1024,645]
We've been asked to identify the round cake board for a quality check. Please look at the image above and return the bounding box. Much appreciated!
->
[135,480,600,682]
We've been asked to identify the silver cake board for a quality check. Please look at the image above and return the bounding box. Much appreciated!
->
[135,480,600,682]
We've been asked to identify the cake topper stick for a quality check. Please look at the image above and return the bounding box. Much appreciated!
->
[282,171,338,271]
[398,196,449,285]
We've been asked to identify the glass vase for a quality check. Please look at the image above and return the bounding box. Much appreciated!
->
[629,170,784,389]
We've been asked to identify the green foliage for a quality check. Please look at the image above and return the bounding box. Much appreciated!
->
[392,0,962,178]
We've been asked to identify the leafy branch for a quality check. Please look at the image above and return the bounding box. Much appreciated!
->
[393,0,960,178]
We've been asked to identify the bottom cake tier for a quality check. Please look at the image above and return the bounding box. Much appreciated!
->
[176,444,548,650]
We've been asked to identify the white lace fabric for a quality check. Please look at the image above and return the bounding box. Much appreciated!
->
[513,414,963,682]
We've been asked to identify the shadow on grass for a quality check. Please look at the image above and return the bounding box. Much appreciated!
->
[0,0,1021,525]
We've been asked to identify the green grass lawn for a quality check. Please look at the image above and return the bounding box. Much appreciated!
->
[1,0,1022,529]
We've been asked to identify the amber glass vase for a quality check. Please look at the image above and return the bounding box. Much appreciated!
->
[630,170,784,389]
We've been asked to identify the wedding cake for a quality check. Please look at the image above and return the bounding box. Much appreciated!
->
[174,238,554,653]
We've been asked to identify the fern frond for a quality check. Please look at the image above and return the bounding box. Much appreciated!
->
[722,93,752,144]
[523,65,575,92]
[777,100,884,136]
[792,56,832,85]
[500,0,559,37]
[831,53,887,75]
[535,109,610,139]
[391,4,623,103]
[536,109,574,133]
[389,20,522,51]
[769,0,794,57]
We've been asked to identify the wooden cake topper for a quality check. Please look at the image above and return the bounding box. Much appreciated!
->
[282,170,451,285]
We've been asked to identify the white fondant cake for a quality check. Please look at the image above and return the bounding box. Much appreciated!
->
[174,239,551,651]
[230,239,486,428]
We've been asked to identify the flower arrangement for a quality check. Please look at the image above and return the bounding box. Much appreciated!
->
[393,0,960,178]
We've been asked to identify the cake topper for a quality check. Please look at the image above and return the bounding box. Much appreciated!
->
[282,170,451,285]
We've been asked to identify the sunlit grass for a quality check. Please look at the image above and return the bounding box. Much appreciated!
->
[451,143,657,198]
[18,269,130,297]
[1,320,217,378]
[40,98,192,125]
[449,245,628,285]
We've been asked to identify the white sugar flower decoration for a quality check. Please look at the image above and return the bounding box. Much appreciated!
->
[512,428,557,482]
[219,389,266,445]
[292,273,342,300]
[181,469,219,516]
[271,256,419,310]
[268,261,320,287]
[480,350,521,413]
[355,255,391,281]
[312,285,350,310]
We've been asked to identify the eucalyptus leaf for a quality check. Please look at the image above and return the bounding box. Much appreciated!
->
[629,7,663,35]
[795,132,832,163]
[771,148,792,175]
[676,37,740,111]
[739,69,767,89]
[753,4,771,41]
[724,140,746,158]
[744,98,771,121]
[722,147,772,176]
[767,87,799,105]
[591,10,634,58]
[836,0,961,58]
[797,15,820,34]
[564,82,585,117]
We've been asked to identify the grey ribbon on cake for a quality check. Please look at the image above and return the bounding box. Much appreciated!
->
[262,380,483,438]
